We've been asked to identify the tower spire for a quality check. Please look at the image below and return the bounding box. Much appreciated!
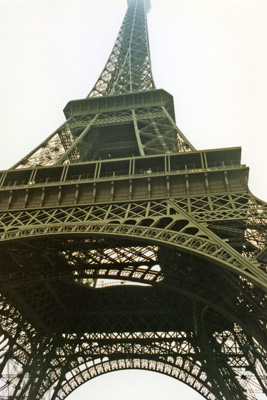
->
[0,1,266,399]
[88,0,155,97]
[11,0,195,169]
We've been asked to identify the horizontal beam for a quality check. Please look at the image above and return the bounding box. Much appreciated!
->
[64,89,176,119]
[0,166,248,213]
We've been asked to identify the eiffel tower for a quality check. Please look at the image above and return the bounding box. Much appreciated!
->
[0,0,266,399]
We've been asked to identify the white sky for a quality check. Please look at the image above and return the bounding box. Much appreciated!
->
[0,0,266,399]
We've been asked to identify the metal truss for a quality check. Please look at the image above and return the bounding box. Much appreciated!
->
[1,193,266,262]
[88,0,155,97]
[54,324,266,400]
[0,194,266,398]
[12,103,194,169]
[9,0,193,169]
[0,275,266,400]
[1,0,266,398]
[0,176,266,399]
[0,311,220,400]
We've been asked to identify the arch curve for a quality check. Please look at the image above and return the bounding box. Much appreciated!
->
[50,356,215,400]
[1,220,266,292]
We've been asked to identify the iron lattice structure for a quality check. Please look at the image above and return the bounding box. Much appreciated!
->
[0,0,266,399]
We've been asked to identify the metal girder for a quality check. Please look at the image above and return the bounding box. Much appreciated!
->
[1,221,266,289]
[10,99,194,168]
[88,0,155,97]
[0,192,266,399]
[0,190,266,297]
[0,0,266,398]
[0,299,265,400]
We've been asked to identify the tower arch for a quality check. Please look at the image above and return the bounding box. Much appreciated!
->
[0,0,266,399]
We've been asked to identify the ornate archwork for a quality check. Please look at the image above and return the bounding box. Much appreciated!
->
[0,0,266,398]
[0,220,266,399]
[1,195,266,291]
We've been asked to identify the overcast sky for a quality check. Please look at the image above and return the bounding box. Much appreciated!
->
[0,0,266,399]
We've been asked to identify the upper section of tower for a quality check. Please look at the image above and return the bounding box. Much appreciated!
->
[127,0,151,13]
[10,0,195,169]
[88,0,155,97]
